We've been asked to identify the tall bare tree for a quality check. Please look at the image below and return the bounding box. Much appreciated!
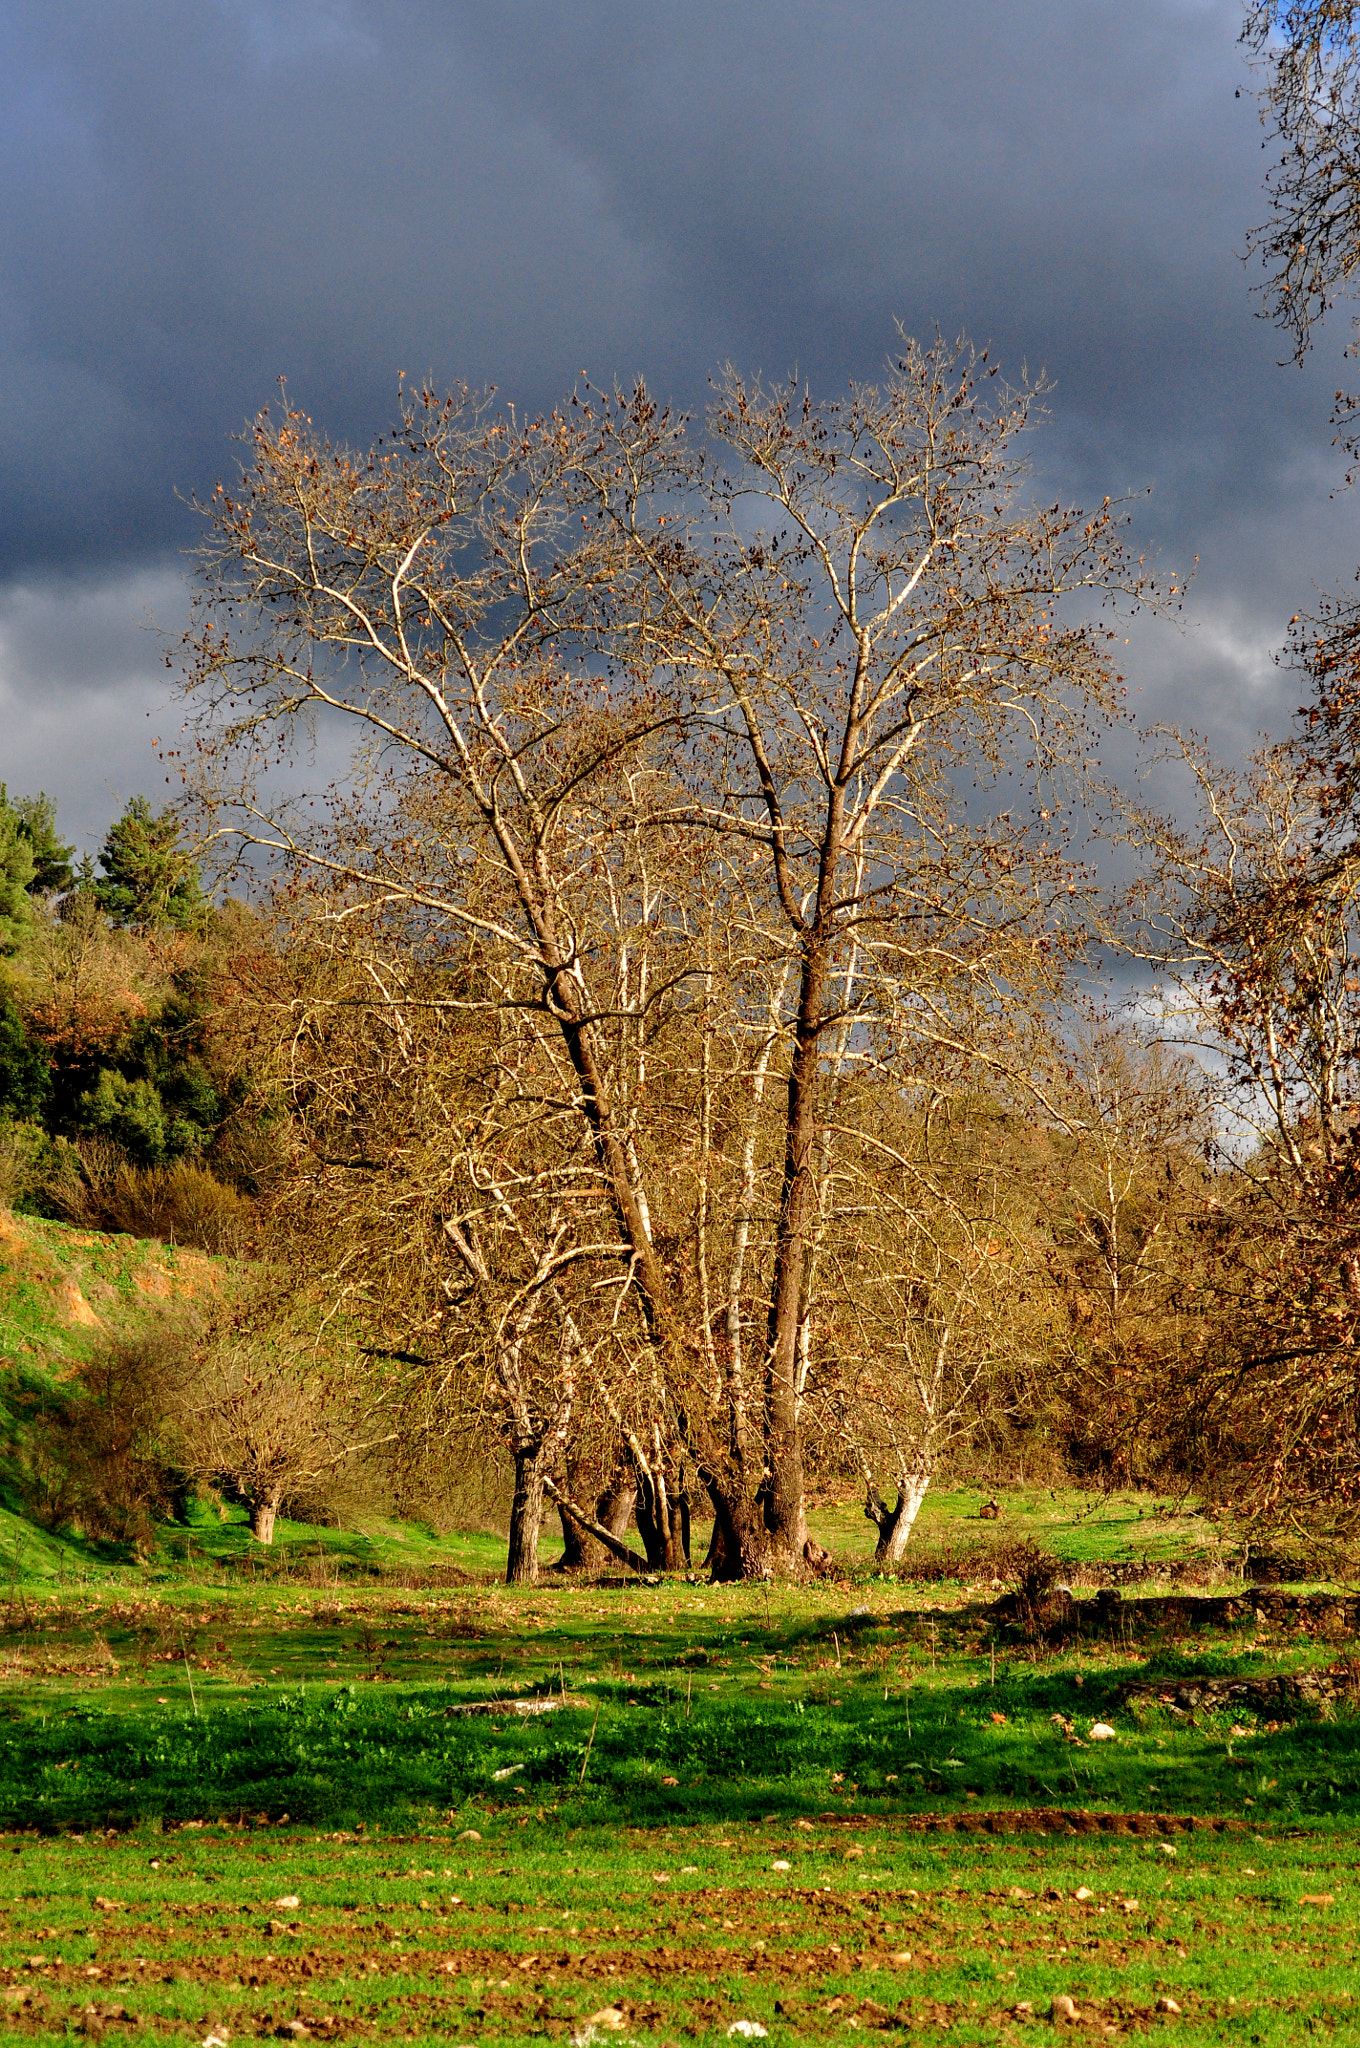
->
[183,334,1147,1576]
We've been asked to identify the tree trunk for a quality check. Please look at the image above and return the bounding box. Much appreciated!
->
[668,1491,691,1569]
[867,1470,931,1570]
[703,1479,773,1582]
[546,1478,652,1573]
[557,1470,637,1574]
[507,1448,548,1585]
[634,1463,671,1570]
[557,1501,586,1570]
[250,1485,283,1546]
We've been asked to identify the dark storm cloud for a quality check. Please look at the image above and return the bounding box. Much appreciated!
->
[0,0,1357,842]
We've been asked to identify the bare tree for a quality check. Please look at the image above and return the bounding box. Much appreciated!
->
[816,1086,1052,1567]
[183,334,1148,1575]
[1243,2,1360,359]
[1037,1023,1213,1487]
[172,1335,394,1544]
[1128,722,1360,1522]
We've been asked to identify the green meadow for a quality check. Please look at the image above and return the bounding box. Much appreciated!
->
[0,1517,1354,2045]
[1,1215,1357,2043]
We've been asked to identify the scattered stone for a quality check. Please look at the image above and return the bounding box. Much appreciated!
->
[888,1951,913,1966]
[771,1860,791,1871]
[456,1829,482,1841]
[796,1818,815,1830]
[1074,1886,1094,1900]
[1155,1996,1181,2014]
[572,2011,627,2047]
[1120,1898,1140,1913]
[1300,1892,1335,1906]
[727,2026,768,2041]
[1159,1843,1178,1857]
[1089,1723,1117,1741]
[272,1895,301,1910]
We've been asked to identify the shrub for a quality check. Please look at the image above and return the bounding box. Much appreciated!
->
[0,996,47,1121]
[47,1146,251,1255]
[17,1322,198,1549]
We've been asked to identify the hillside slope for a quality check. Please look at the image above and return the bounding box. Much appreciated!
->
[0,1206,228,1581]
[0,1205,223,1375]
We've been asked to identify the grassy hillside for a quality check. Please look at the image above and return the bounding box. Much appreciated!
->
[0,1207,515,1587]
[0,1206,232,1585]
[0,1204,224,1371]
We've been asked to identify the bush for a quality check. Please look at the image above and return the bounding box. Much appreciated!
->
[0,1120,81,1215]
[47,1146,251,1254]
[885,1530,1063,1605]
[16,1322,198,1549]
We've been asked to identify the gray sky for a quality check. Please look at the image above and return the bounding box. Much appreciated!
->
[1,0,1356,848]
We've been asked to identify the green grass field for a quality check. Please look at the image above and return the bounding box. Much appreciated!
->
[0,1560,1355,2043]
[2,1213,1357,2042]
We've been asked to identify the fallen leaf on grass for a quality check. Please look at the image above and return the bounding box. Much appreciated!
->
[1050,1994,1081,2022]
[1300,1892,1335,1906]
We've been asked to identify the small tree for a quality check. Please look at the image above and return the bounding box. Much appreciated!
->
[97,797,205,932]
[173,1334,393,1543]
[11,793,74,898]
[826,1092,1052,1566]
[0,790,36,954]
[1038,1024,1213,1487]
